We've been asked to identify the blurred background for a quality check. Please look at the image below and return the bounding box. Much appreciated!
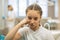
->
[0,0,60,40]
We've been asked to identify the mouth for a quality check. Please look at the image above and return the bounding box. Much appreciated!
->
[31,24,34,26]
[29,24,35,28]
[30,23,34,26]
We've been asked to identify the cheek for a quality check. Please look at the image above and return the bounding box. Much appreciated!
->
[33,21,39,27]
[36,21,39,24]
[36,20,40,24]
[34,21,39,25]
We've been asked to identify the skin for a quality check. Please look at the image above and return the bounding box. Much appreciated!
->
[27,10,41,31]
[5,10,42,40]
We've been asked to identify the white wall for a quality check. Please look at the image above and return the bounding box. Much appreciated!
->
[0,0,8,29]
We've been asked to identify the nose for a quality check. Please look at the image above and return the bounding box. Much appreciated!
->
[30,19,34,24]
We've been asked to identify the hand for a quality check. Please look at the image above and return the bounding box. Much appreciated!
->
[20,18,30,26]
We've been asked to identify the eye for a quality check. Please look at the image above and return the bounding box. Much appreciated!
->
[34,17,38,20]
[28,16,32,20]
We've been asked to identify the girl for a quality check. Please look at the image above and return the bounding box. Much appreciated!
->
[5,4,55,40]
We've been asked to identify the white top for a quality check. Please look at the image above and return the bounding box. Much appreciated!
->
[6,11,16,31]
[8,11,16,19]
[18,25,55,40]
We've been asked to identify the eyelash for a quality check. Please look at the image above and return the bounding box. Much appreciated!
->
[28,17,32,20]
[34,18,37,20]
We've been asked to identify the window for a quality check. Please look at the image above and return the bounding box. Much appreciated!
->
[55,0,58,18]
[8,0,48,18]
[37,0,48,18]
[19,0,27,16]
[19,0,48,18]
[19,0,36,16]
[8,0,18,17]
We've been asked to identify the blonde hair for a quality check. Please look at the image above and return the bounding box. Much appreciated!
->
[26,3,42,16]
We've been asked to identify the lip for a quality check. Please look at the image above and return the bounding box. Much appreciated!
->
[29,24,35,28]
[30,24,34,26]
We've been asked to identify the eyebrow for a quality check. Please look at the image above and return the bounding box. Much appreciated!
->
[28,16,38,18]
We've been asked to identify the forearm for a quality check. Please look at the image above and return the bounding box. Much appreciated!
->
[5,18,28,40]
[5,23,22,40]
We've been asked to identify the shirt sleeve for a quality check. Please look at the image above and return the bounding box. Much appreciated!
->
[17,27,28,36]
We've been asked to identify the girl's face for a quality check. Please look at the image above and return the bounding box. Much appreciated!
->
[27,10,41,30]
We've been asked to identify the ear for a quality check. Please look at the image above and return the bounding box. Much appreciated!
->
[40,16,42,18]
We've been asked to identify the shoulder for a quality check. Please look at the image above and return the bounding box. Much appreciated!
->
[40,26,52,35]
[18,26,29,32]
[18,25,29,33]
[18,26,29,36]
[40,27,55,40]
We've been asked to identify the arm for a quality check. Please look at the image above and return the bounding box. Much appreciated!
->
[5,22,22,40]
[13,33,21,40]
[5,18,29,40]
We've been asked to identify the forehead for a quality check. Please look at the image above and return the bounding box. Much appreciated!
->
[27,10,40,16]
